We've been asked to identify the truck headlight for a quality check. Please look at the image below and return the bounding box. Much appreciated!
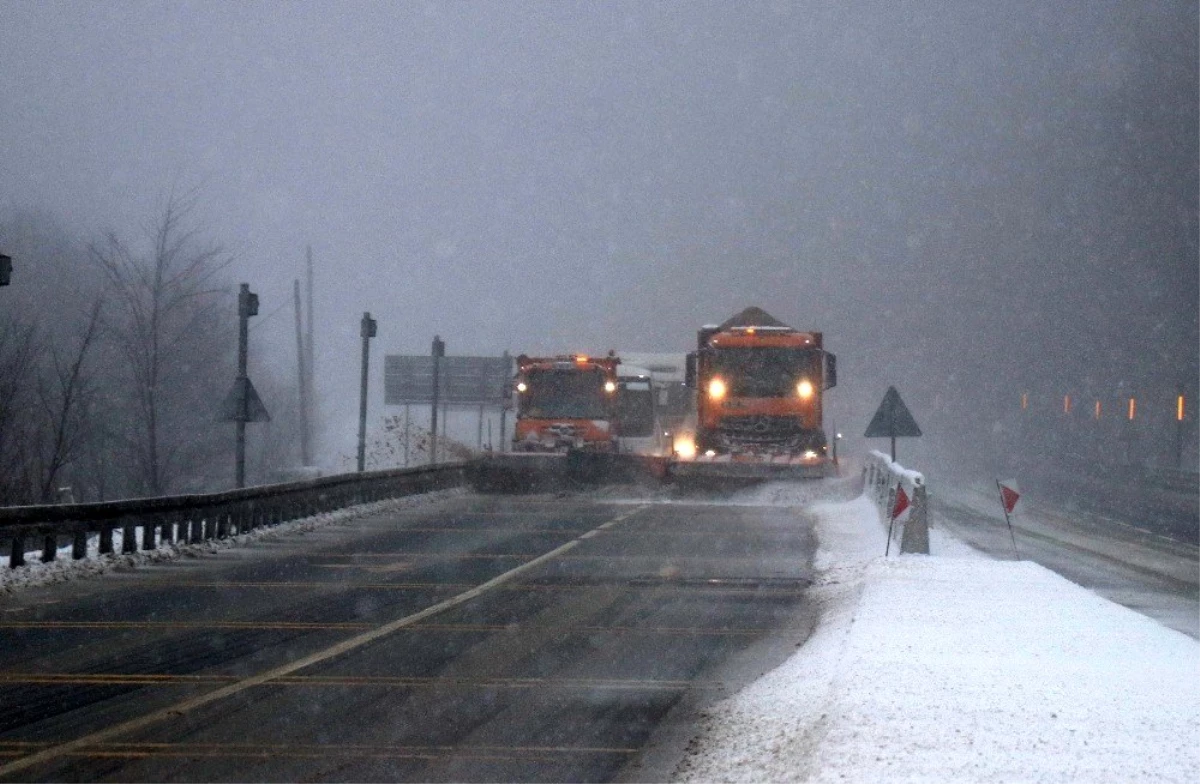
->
[708,377,727,400]
[797,379,814,399]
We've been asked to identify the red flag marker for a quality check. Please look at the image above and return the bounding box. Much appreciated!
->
[995,479,1021,557]
[998,481,1020,515]
[892,485,911,521]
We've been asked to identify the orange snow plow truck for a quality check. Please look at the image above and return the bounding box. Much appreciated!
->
[512,354,620,453]
[673,307,836,480]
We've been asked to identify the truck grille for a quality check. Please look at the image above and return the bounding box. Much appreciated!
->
[717,415,804,444]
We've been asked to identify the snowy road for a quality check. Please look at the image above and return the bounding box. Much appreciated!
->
[931,483,1199,638]
[0,490,822,782]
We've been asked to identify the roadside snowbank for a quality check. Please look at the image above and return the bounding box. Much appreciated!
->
[674,492,1200,783]
[0,489,464,595]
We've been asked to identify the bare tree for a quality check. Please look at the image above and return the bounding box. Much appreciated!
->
[90,193,232,495]
[34,298,103,501]
[0,319,39,503]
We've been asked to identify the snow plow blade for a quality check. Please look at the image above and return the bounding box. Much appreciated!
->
[668,456,832,483]
[469,452,669,493]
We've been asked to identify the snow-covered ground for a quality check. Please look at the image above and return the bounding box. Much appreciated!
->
[0,489,465,595]
[673,488,1200,783]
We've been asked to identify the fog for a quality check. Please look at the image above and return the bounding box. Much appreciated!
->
[2,1,1195,475]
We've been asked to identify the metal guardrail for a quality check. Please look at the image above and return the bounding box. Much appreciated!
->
[1142,466,1200,495]
[863,450,929,555]
[1,463,471,570]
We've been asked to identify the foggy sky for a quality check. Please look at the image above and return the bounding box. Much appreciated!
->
[2,1,1196,467]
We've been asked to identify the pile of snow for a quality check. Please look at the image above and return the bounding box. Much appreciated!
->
[0,489,464,595]
[675,492,1200,783]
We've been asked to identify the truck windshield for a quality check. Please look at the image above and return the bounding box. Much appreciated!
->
[617,383,655,436]
[711,348,820,398]
[520,369,609,419]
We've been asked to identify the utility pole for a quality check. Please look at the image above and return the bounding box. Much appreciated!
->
[305,246,316,458]
[500,350,510,452]
[293,280,310,465]
[430,336,445,464]
[235,284,259,488]
[357,312,377,472]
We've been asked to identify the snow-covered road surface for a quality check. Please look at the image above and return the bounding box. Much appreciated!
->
[672,492,1199,783]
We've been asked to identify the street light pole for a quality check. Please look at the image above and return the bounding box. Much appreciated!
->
[430,336,445,464]
[356,312,377,472]
[235,283,259,488]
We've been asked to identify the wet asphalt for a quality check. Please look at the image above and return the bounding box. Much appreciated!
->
[0,492,818,782]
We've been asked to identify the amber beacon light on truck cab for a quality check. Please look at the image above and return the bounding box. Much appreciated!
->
[679,307,837,478]
[512,354,621,453]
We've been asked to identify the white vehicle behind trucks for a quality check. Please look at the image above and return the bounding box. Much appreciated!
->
[616,366,659,455]
[614,353,690,456]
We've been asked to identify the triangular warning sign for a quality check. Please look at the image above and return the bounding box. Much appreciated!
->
[220,376,271,423]
[864,386,922,438]
[998,480,1020,514]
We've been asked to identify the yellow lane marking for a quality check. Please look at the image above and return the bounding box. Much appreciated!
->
[313,561,413,573]
[0,504,647,779]
[1,620,779,635]
[125,580,806,596]
[0,741,636,762]
[0,621,371,631]
[0,672,715,689]
[314,552,800,563]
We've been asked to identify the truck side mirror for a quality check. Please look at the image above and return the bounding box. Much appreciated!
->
[824,353,837,389]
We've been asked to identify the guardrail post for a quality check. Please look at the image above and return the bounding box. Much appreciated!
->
[41,533,58,563]
[189,515,203,544]
[99,524,114,555]
[9,533,25,568]
[72,526,87,560]
[142,517,157,551]
[900,482,930,555]
[216,507,230,539]
[160,513,175,545]
[121,518,137,554]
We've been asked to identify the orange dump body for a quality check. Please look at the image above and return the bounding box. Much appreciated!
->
[512,355,620,453]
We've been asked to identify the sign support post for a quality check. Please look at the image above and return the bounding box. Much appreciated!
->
[356,312,377,472]
[430,336,445,464]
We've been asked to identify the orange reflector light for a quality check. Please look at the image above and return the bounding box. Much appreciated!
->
[1094,400,1101,420]
[1128,398,1136,420]
[1063,395,1072,414]
[1178,395,1186,421]
[1021,392,1028,410]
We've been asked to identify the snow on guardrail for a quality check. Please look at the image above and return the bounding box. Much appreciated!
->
[863,449,928,555]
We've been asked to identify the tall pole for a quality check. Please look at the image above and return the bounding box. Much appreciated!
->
[430,336,444,464]
[404,404,410,467]
[305,246,316,457]
[357,312,376,472]
[293,280,310,465]
[500,350,510,453]
[235,284,258,488]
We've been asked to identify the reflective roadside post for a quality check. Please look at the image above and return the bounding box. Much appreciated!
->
[1177,387,1187,470]
[0,253,11,286]
[356,312,377,472]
